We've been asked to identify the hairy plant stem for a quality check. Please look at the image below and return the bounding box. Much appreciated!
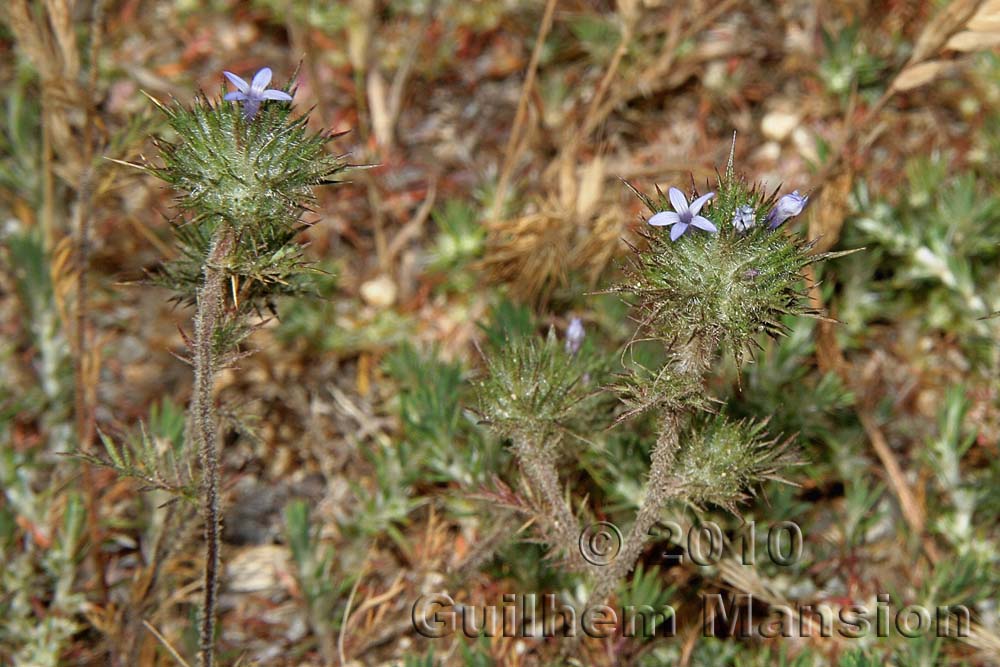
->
[586,334,716,609]
[193,224,235,667]
[514,436,591,573]
[585,415,679,608]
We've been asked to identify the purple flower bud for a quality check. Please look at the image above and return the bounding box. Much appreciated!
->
[732,205,756,234]
[648,187,717,241]
[223,67,293,120]
[565,317,585,354]
[766,190,809,229]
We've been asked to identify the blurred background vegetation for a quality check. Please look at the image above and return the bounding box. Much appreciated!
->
[1,0,1000,665]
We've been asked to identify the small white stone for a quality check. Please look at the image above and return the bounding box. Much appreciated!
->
[754,141,782,163]
[360,274,397,308]
[702,61,728,92]
[761,110,800,142]
[225,544,290,593]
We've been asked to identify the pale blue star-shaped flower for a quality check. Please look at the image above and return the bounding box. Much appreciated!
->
[648,187,717,241]
[223,67,293,120]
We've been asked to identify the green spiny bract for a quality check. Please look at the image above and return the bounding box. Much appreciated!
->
[476,328,606,446]
[672,415,795,512]
[607,354,709,424]
[146,89,349,312]
[620,169,832,368]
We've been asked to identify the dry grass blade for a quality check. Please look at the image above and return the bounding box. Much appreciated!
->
[590,0,740,130]
[338,566,364,667]
[947,29,1000,50]
[579,1,640,138]
[143,620,192,667]
[891,60,953,92]
[908,0,985,65]
[4,1,50,79]
[857,409,927,536]
[42,0,80,79]
[491,0,559,223]
[571,209,628,287]
[482,209,573,305]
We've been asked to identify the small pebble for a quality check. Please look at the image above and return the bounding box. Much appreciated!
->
[360,274,398,308]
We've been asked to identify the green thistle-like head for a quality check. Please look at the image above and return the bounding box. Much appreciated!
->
[672,415,795,511]
[145,68,350,310]
[620,151,836,367]
[476,327,606,447]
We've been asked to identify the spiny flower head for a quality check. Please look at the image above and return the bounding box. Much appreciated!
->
[223,67,293,120]
[150,89,345,231]
[476,327,606,443]
[674,415,795,511]
[619,147,848,368]
[648,187,717,241]
[144,85,349,310]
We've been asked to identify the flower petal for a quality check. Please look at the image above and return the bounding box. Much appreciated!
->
[242,100,261,120]
[668,187,688,213]
[669,222,689,241]
[224,91,247,101]
[261,89,293,101]
[565,317,585,354]
[251,67,273,93]
[688,191,715,216]
[690,215,718,233]
[648,211,681,227]
[767,191,810,229]
[223,71,249,92]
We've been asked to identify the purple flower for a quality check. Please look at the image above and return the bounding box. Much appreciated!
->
[223,67,293,120]
[732,205,756,234]
[565,317,585,355]
[766,190,809,229]
[648,187,717,241]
